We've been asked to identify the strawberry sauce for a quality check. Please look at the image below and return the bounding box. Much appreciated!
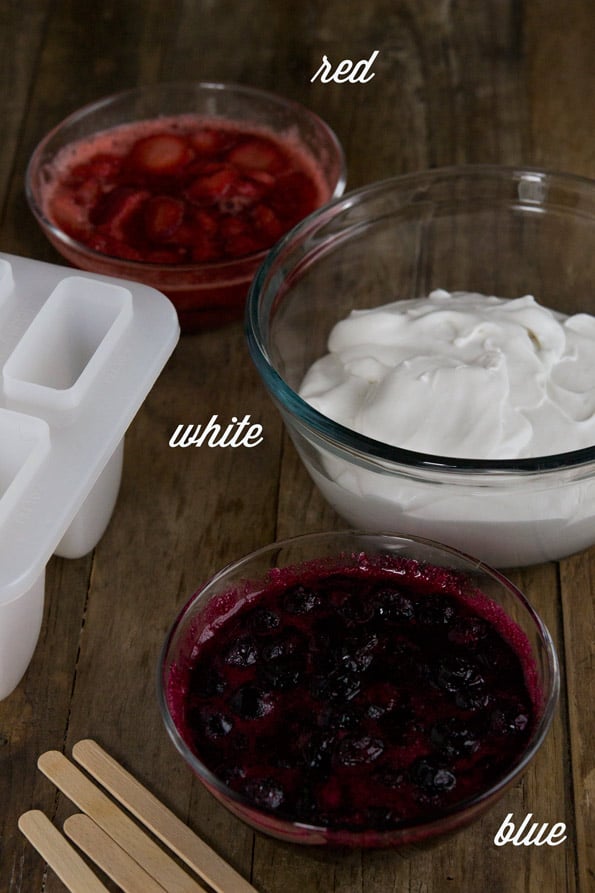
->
[167,556,541,832]
[42,116,328,266]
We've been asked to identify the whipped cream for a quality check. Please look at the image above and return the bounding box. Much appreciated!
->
[299,290,595,459]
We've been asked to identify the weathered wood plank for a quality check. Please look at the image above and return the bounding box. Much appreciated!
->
[559,552,595,893]
[1,1,593,892]
[525,0,595,178]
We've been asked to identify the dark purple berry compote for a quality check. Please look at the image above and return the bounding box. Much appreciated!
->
[166,554,542,835]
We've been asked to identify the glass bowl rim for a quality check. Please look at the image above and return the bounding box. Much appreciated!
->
[245,163,595,476]
[157,528,560,842]
[25,79,347,275]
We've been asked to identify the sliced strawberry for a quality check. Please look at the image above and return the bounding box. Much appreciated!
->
[190,208,219,236]
[90,186,147,225]
[143,195,185,241]
[90,186,149,240]
[219,176,268,215]
[270,170,319,221]
[191,235,221,263]
[220,215,247,239]
[74,177,102,206]
[128,133,193,174]
[249,170,275,187]
[185,167,238,205]
[190,127,234,156]
[185,158,227,178]
[86,232,144,261]
[225,233,262,258]
[227,137,286,173]
[251,203,284,242]
[50,191,89,237]
[70,153,122,181]
[168,222,196,246]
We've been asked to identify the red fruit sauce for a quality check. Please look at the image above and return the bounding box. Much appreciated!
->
[167,556,542,832]
[42,116,328,267]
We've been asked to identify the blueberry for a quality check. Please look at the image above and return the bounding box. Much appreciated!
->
[271,750,296,769]
[336,653,371,677]
[262,641,283,661]
[379,703,415,745]
[311,646,339,675]
[336,735,384,766]
[260,655,304,690]
[410,758,456,793]
[364,682,400,718]
[244,777,285,810]
[374,588,415,622]
[434,655,485,694]
[430,717,480,757]
[230,732,248,752]
[370,639,419,679]
[191,665,226,697]
[200,709,233,739]
[245,606,281,634]
[310,668,361,702]
[416,599,456,626]
[455,688,491,711]
[374,766,405,789]
[318,704,363,730]
[261,629,305,662]
[302,731,336,771]
[336,594,375,624]
[490,704,531,735]
[310,617,350,667]
[216,764,246,787]
[447,616,488,648]
[476,638,508,671]
[340,631,378,672]
[224,636,258,667]
[283,585,320,614]
[229,684,274,719]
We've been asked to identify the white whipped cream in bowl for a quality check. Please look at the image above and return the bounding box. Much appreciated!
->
[300,290,595,461]
[247,167,595,566]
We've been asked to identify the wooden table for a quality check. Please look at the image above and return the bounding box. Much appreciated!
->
[1,2,593,891]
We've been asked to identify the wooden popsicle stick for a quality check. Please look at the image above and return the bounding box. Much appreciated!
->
[72,739,259,893]
[18,810,109,893]
[64,813,168,893]
[38,751,206,893]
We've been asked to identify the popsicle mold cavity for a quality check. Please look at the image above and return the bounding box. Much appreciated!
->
[0,572,44,702]
[0,253,179,699]
[55,440,124,559]
[0,410,51,527]
[3,276,132,420]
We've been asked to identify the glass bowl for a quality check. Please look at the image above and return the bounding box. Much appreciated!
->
[158,530,558,848]
[26,81,346,332]
[246,166,595,567]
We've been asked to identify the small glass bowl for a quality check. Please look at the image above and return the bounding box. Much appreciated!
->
[246,166,595,567]
[26,81,346,332]
[158,530,559,848]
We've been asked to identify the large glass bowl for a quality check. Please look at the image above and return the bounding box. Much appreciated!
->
[158,531,558,848]
[246,166,595,567]
[26,82,346,332]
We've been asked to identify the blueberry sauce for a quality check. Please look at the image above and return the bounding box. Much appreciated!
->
[168,556,541,832]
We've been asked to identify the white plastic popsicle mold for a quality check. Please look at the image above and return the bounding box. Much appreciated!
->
[0,252,180,699]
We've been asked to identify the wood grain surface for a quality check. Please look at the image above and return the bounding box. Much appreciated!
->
[0,2,593,892]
